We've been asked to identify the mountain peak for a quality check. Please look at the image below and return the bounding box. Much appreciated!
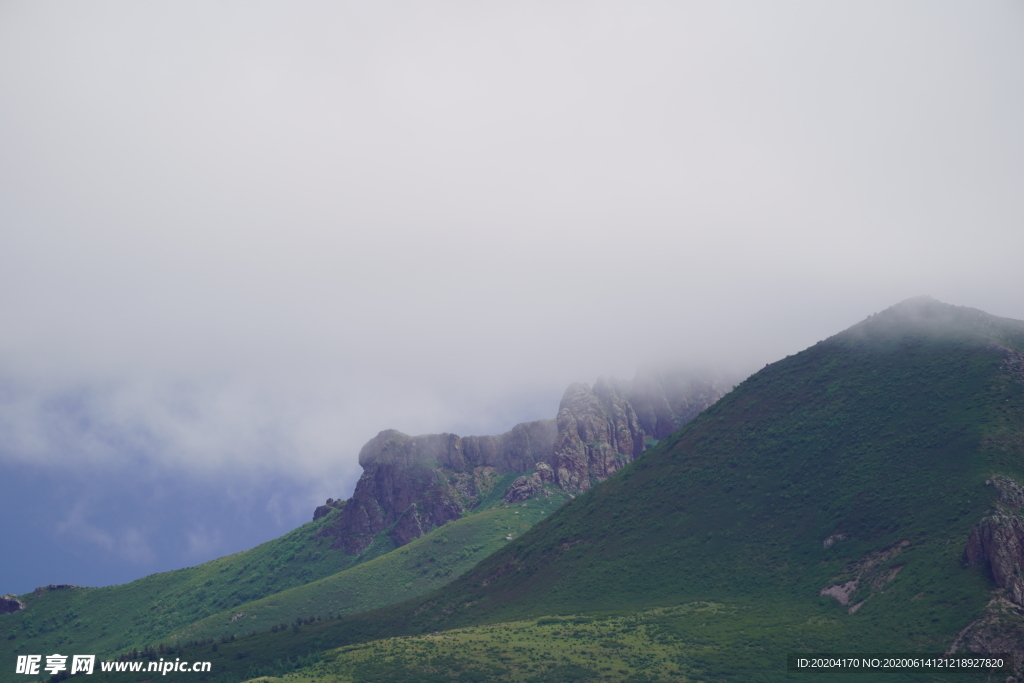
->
[835,296,1024,348]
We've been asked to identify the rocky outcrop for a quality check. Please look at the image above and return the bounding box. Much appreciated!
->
[945,596,1024,679]
[504,463,555,503]
[320,421,557,554]
[820,541,909,614]
[0,594,25,614]
[551,379,645,493]
[313,497,347,521]
[318,368,733,554]
[547,370,732,492]
[965,476,1024,607]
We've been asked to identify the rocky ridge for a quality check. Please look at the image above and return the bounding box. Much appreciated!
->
[319,421,558,554]
[318,369,732,555]
[965,475,1024,607]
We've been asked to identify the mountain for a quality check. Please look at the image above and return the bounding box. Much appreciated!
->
[0,366,730,678]
[150,296,1024,682]
[0,513,359,667]
[163,496,570,645]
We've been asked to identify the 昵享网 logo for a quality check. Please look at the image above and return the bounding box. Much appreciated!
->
[15,654,211,675]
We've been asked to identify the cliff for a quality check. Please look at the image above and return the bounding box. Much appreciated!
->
[318,420,558,554]
[550,378,644,493]
[966,476,1024,607]
[318,368,732,554]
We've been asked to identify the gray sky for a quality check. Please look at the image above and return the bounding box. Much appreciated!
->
[1,1,1022,592]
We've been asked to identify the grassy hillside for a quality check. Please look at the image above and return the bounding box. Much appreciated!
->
[380,300,1024,623]
[0,482,570,682]
[168,491,569,643]
[410,302,1024,625]
[114,298,1024,682]
[8,496,570,683]
[0,510,376,661]
[9,297,1024,682]
[264,602,1016,683]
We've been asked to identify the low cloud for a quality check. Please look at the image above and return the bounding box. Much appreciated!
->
[56,501,156,566]
[0,2,1022,591]
[184,524,223,562]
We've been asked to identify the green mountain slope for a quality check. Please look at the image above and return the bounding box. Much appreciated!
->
[0,509,383,664]
[0,481,570,682]
[407,297,1024,625]
[1,360,733,682]
[168,491,569,644]
[144,297,1024,682]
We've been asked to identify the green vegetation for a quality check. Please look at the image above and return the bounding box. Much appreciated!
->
[141,299,1023,681]
[7,298,1024,682]
[81,598,1009,683]
[334,303,1024,634]
[272,601,1006,683]
[0,478,569,678]
[169,492,569,643]
[0,511,364,661]
[283,604,735,683]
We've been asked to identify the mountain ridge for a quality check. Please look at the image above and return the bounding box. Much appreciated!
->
[315,369,732,554]
[0,365,732,675]
[234,297,1024,681]
[11,297,1024,682]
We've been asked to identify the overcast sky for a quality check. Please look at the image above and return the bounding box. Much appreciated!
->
[1,1,1022,594]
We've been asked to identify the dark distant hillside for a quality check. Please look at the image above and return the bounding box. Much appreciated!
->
[180,297,1024,682]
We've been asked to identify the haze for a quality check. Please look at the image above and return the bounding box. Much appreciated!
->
[1,1,1022,594]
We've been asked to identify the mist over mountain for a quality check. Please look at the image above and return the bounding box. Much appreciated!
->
[9,297,1022,682]
[0,364,735,670]
[1,0,1022,645]
[317,367,732,555]
[221,297,1024,681]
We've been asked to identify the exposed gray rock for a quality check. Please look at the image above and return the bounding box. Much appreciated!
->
[318,367,732,554]
[819,580,858,606]
[823,533,847,549]
[989,475,1024,510]
[504,463,555,503]
[551,378,645,493]
[320,421,556,554]
[0,594,25,614]
[966,476,1024,607]
[945,596,1024,679]
[820,541,908,613]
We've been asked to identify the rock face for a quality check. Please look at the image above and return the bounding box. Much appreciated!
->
[0,594,25,614]
[319,420,557,554]
[965,476,1024,607]
[548,371,732,492]
[319,368,733,555]
[504,462,556,503]
[551,379,645,493]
